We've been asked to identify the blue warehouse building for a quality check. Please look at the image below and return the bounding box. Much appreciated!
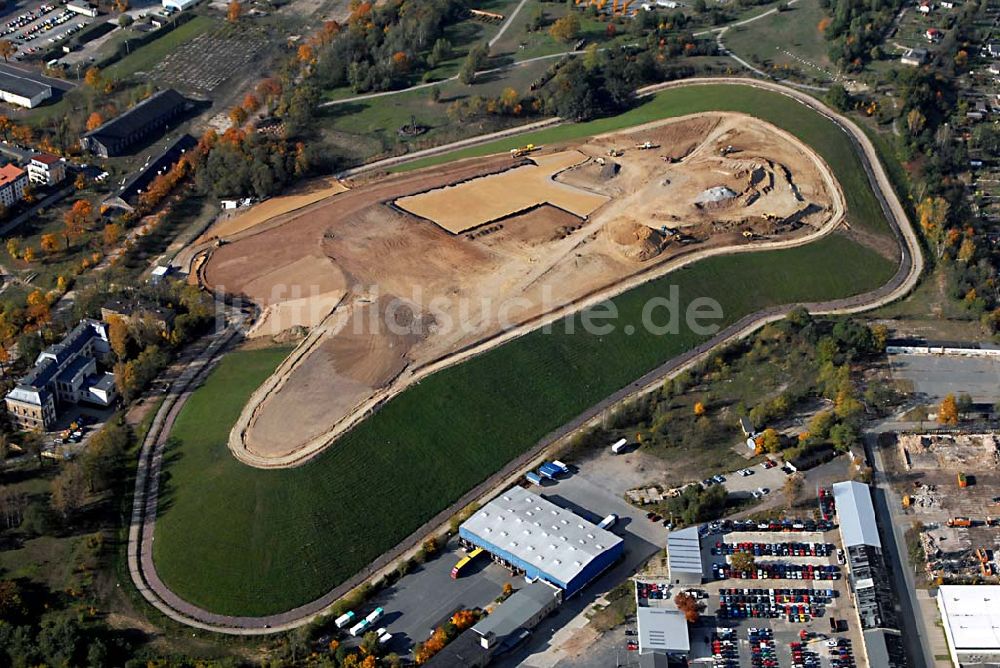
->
[459,486,624,598]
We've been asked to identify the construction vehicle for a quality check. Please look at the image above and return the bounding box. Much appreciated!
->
[607,147,623,157]
[947,517,972,528]
[742,230,754,241]
[636,140,659,150]
[596,157,606,166]
[720,145,737,156]
[510,143,538,158]
[983,562,996,577]
[902,495,911,509]
[958,472,969,488]
[975,548,992,563]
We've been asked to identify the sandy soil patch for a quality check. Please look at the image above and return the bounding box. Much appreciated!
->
[198,177,348,242]
[201,112,844,464]
[394,150,610,234]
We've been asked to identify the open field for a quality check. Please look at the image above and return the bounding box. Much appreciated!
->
[155,232,894,616]
[723,0,837,83]
[152,83,902,616]
[203,112,839,462]
[106,15,217,81]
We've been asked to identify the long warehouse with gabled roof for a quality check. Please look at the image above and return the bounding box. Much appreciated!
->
[459,486,623,598]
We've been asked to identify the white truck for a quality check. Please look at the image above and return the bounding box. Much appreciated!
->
[598,514,618,530]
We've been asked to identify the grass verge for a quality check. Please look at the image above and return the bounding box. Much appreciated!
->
[154,230,894,615]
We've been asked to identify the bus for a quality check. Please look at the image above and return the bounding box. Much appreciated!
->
[450,547,484,579]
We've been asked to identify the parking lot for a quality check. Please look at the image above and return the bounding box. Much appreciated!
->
[888,352,1000,404]
[631,518,866,668]
[1,0,93,62]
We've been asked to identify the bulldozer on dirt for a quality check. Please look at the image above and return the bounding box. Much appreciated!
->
[510,143,538,158]
[636,140,660,150]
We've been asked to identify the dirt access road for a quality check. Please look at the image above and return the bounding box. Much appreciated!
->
[202,112,840,467]
[130,78,921,635]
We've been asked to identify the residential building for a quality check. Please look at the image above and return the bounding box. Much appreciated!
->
[4,320,116,431]
[458,486,624,598]
[0,164,28,208]
[926,28,944,42]
[937,585,1000,666]
[0,71,52,108]
[27,152,67,186]
[101,298,176,333]
[901,48,929,66]
[81,89,189,158]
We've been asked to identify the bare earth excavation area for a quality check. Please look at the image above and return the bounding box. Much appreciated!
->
[200,113,843,467]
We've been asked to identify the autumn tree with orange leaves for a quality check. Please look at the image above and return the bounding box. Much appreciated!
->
[86,112,104,131]
[674,592,701,623]
[64,200,93,242]
[227,0,242,22]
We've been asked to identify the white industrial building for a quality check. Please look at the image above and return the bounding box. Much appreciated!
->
[459,486,624,598]
[637,607,690,656]
[0,71,52,108]
[161,0,199,11]
[937,585,1000,666]
[666,526,704,585]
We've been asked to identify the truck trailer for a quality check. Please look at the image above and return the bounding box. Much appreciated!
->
[611,438,628,454]
[525,471,543,485]
[538,462,562,479]
[551,460,570,474]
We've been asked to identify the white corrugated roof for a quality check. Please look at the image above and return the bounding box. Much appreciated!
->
[460,486,622,586]
[637,607,690,654]
[667,526,703,575]
[937,585,1000,651]
[832,481,881,548]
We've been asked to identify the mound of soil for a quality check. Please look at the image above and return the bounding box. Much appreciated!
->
[607,220,666,262]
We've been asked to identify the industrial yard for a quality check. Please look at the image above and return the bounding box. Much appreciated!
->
[891,431,1000,583]
[200,111,842,466]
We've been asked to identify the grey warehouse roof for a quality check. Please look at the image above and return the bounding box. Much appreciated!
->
[0,71,51,99]
[460,486,622,586]
[832,481,881,548]
[667,526,704,575]
[637,607,690,654]
[472,581,559,641]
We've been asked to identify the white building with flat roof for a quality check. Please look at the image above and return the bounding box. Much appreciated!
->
[937,585,1000,666]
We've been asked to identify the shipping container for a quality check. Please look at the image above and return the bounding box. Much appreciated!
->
[611,438,628,454]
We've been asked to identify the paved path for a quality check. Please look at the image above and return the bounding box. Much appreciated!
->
[129,77,923,634]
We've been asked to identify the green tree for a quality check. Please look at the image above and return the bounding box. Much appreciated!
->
[548,13,581,43]
[51,462,86,520]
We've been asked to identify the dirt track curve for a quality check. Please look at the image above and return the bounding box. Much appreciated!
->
[127,77,923,635]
